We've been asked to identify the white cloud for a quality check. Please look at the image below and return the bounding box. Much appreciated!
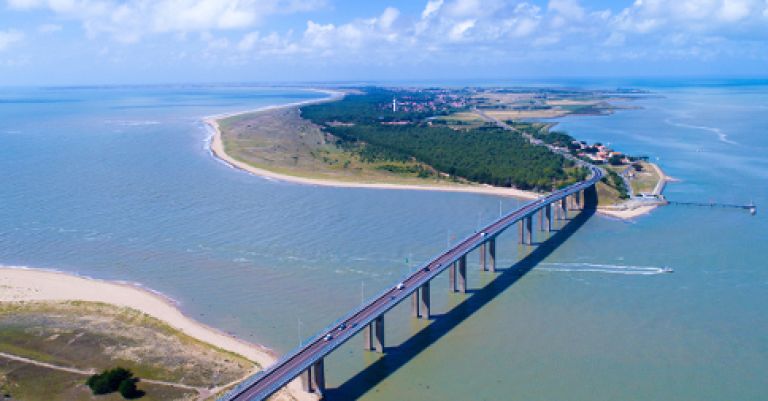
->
[5,0,768,70]
[303,20,335,48]
[446,0,482,18]
[548,0,585,20]
[613,0,765,30]
[507,17,539,37]
[718,0,751,21]
[422,0,444,19]
[7,0,43,9]
[0,29,24,51]
[378,7,399,30]
[237,31,259,51]
[151,1,256,32]
[5,0,325,42]
[448,19,476,41]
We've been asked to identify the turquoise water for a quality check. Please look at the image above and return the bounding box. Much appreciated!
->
[1,83,766,400]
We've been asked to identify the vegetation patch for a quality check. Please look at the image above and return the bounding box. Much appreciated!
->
[0,301,255,400]
[301,88,586,191]
[86,367,144,399]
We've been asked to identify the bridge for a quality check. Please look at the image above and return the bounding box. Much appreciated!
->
[219,164,604,401]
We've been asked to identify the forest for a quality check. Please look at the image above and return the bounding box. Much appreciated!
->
[301,89,587,191]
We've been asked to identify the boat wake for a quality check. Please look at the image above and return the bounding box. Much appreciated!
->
[664,118,738,145]
[537,262,672,275]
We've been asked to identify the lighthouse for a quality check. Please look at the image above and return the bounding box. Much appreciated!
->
[392,97,397,112]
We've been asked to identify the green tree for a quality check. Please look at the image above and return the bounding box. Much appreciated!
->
[118,378,145,399]
[608,154,624,166]
[86,367,133,395]
[86,367,143,399]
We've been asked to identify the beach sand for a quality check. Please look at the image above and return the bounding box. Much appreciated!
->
[598,204,658,219]
[0,266,315,401]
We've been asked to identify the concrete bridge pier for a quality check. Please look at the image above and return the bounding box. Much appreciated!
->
[411,291,419,317]
[373,316,384,353]
[583,184,599,210]
[518,220,525,244]
[301,359,326,396]
[524,216,533,245]
[302,367,312,392]
[489,237,496,273]
[448,261,457,292]
[419,282,430,319]
[311,359,325,396]
[561,198,568,219]
[538,209,545,231]
[363,322,373,350]
[363,315,385,353]
[545,204,552,232]
[458,255,467,293]
[479,242,487,271]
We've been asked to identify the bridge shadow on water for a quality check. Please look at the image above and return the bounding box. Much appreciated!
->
[325,203,597,400]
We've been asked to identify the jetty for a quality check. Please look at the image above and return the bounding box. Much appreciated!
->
[668,200,756,215]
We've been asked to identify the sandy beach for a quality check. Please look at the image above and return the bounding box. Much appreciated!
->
[0,266,314,401]
[598,204,658,219]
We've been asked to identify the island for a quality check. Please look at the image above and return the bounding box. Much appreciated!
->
[209,86,669,219]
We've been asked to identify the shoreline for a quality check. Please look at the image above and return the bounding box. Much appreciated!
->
[0,265,314,401]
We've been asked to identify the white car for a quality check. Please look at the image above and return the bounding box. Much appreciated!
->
[324,334,333,341]
[480,232,487,238]
[396,282,405,290]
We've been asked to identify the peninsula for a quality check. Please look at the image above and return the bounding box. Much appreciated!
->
[209,86,668,219]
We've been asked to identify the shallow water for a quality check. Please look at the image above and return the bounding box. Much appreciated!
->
[1,83,766,400]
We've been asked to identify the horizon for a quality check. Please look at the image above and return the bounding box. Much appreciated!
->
[4,75,768,89]
[2,0,768,86]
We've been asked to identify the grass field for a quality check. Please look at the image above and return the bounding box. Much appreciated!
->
[0,359,196,401]
[219,106,464,186]
[595,180,626,206]
[0,301,257,401]
[627,162,661,194]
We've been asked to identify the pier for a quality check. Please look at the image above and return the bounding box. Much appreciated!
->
[219,165,603,401]
[668,200,757,215]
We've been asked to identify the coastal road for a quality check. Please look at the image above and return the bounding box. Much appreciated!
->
[221,164,603,401]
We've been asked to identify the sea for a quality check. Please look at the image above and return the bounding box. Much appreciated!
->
[0,80,766,400]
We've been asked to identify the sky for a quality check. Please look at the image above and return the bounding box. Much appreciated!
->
[1,0,767,85]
